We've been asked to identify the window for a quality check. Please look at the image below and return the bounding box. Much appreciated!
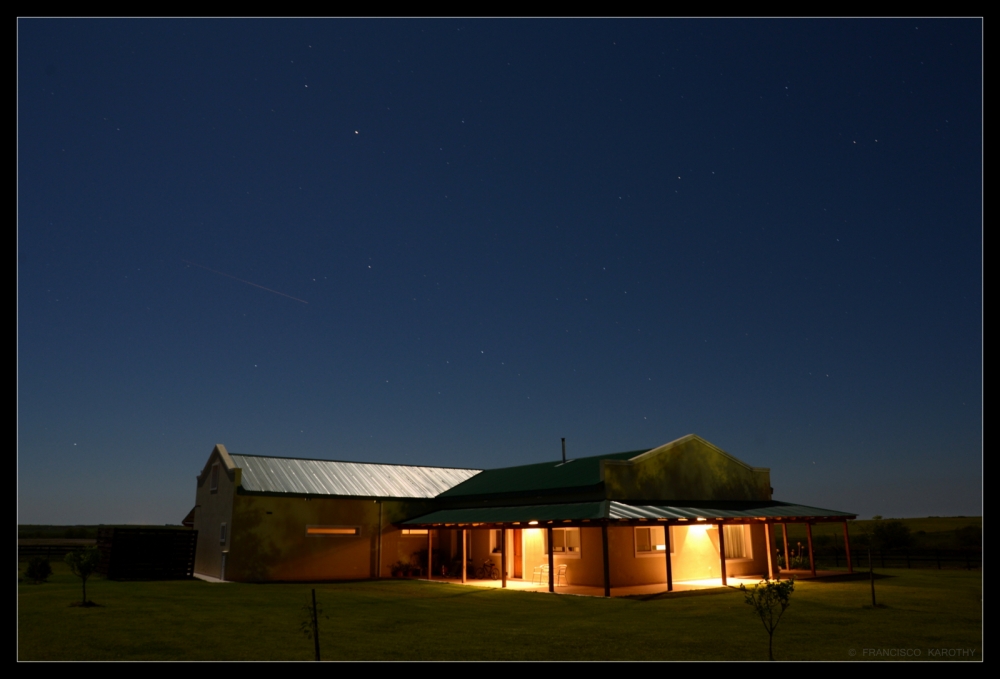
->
[219,522,227,545]
[545,527,581,559]
[723,525,751,559]
[210,464,220,493]
[400,529,428,536]
[490,529,503,553]
[306,526,360,536]
[634,526,670,557]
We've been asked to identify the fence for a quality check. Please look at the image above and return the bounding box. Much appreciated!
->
[779,546,981,571]
[18,542,96,561]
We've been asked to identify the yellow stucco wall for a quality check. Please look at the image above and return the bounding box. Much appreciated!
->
[603,435,772,501]
[192,446,237,580]
[222,496,432,582]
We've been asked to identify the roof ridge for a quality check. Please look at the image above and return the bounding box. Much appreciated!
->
[229,452,482,472]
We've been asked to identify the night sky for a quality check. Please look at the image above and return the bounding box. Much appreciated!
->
[18,20,982,524]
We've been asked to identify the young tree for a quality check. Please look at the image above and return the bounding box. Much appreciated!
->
[300,588,328,661]
[64,547,101,606]
[853,521,878,607]
[740,578,795,661]
[872,520,912,551]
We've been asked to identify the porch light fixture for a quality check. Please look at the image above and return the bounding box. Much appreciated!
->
[528,521,538,525]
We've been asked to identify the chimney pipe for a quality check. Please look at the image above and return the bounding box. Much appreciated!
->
[561,438,566,463]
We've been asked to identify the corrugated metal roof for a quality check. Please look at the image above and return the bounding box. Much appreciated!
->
[402,502,608,525]
[607,501,856,520]
[402,500,855,525]
[230,454,481,499]
[438,449,650,498]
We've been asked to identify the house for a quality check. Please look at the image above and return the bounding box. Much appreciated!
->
[191,434,856,594]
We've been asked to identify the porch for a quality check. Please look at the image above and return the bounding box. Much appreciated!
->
[396,499,858,597]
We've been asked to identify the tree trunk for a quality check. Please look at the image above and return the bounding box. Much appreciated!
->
[869,547,876,607]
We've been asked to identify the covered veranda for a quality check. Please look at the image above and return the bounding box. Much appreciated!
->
[398,500,858,597]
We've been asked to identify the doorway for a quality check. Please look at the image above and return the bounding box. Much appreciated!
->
[513,529,523,578]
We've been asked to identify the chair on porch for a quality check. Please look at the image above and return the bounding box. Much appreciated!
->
[532,563,549,585]
[555,563,567,586]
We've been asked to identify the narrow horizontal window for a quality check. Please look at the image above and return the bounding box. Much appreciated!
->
[306,526,360,536]
[401,529,428,536]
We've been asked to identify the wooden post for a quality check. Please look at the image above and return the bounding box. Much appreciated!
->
[501,527,507,588]
[718,523,728,586]
[601,524,611,597]
[547,526,555,593]
[764,523,774,580]
[665,524,673,592]
[842,521,853,573]
[782,523,790,573]
[311,588,320,662]
[427,530,433,580]
[462,529,467,583]
[806,523,816,576]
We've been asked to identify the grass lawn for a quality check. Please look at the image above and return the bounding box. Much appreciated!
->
[18,563,981,661]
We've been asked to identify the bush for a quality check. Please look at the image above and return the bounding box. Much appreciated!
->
[25,556,52,583]
[872,520,912,550]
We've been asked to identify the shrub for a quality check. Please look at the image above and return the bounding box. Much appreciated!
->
[872,520,912,550]
[25,556,52,583]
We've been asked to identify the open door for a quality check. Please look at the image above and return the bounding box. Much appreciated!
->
[513,529,523,578]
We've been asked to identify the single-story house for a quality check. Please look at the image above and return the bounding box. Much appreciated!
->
[191,434,856,594]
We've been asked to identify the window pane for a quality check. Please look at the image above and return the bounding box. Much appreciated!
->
[651,526,666,551]
[636,527,652,552]
[553,529,566,553]
[724,525,746,559]
[566,528,580,553]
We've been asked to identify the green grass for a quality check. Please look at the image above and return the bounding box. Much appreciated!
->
[18,563,981,661]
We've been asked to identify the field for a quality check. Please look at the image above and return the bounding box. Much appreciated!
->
[781,516,982,548]
[18,563,981,661]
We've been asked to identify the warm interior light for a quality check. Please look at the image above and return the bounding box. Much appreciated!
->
[528,520,538,525]
[307,527,358,535]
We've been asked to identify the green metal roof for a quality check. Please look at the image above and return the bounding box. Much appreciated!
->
[403,502,609,525]
[437,449,650,498]
[403,500,856,525]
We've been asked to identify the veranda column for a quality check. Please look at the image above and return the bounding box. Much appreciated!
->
[764,522,774,580]
[462,529,468,583]
[843,521,853,574]
[547,525,555,593]
[718,523,728,586]
[601,523,611,597]
[427,530,433,580]
[501,526,507,588]
[806,522,816,576]
[665,524,673,592]
[782,523,791,574]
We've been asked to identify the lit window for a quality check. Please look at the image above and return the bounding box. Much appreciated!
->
[544,527,581,559]
[210,464,220,493]
[220,522,227,545]
[400,529,428,536]
[723,525,751,559]
[306,526,360,536]
[490,529,503,553]
[634,526,670,557]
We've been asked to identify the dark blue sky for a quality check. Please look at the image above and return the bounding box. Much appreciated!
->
[18,19,981,524]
